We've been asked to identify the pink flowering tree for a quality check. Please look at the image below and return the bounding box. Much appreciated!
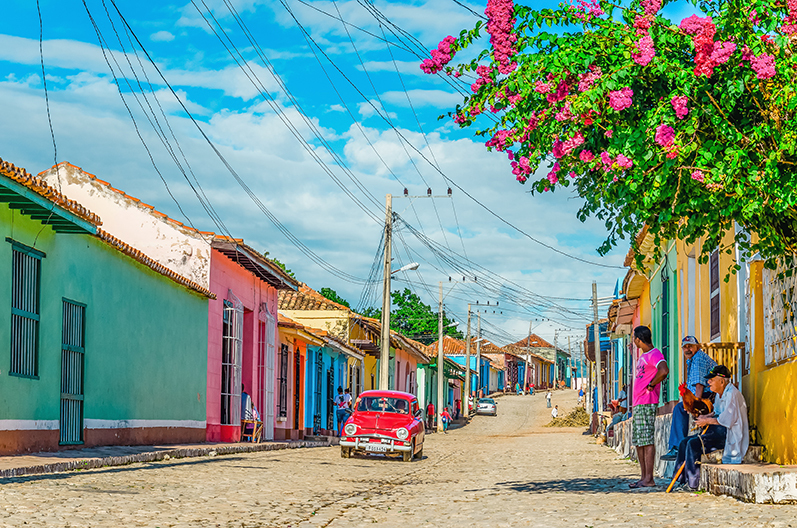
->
[424,0,797,264]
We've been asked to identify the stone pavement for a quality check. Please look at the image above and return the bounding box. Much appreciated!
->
[0,391,794,527]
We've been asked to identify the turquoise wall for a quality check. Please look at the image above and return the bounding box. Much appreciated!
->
[0,204,208,425]
[649,244,679,405]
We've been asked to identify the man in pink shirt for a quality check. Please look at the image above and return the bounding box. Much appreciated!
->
[629,325,669,489]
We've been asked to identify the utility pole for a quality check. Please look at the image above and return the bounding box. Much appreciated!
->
[437,282,444,432]
[568,335,572,389]
[592,281,603,414]
[554,329,559,387]
[476,311,482,397]
[379,194,392,390]
[463,305,471,418]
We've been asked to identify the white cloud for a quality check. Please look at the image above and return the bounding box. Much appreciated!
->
[150,31,176,42]
[381,89,462,108]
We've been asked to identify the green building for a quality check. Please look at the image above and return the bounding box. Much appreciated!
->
[0,159,211,454]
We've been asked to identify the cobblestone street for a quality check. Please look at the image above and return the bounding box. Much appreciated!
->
[1,392,794,527]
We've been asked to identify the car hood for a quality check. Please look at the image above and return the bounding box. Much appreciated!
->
[349,411,413,432]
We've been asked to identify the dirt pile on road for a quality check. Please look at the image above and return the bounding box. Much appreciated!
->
[544,407,590,427]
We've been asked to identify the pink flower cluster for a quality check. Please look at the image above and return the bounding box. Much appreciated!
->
[485,129,513,151]
[655,124,675,147]
[641,0,661,16]
[551,131,585,159]
[571,0,604,21]
[691,170,705,183]
[547,79,570,104]
[471,65,494,93]
[783,0,797,34]
[577,65,602,92]
[485,0,518,74]
[580,150,595,162]
[750,53,776,79]
[608,87,634,111]
[633,34,656,66]
[420,36,457,74]
[511,155,532,182]
[548,162,560,184]
[671,96,689,120]
[555,102,575,122]
[678,15,736,78]
[535,80,552,93]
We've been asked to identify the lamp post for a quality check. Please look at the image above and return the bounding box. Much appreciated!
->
[379,256,420,391]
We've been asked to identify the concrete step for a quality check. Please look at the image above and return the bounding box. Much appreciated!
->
[304,435,340,445]
[700,463,797,504]
[701,445,763,465]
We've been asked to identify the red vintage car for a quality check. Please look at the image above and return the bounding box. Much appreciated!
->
[340,390,425,462]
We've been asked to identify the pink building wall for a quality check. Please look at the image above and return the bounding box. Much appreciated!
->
[206,249,278,442]
[394,349,418,394]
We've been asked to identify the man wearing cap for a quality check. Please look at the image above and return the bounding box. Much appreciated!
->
[672,365,749,490]
[660,336,717,461]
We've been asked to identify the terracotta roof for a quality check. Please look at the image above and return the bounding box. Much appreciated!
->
[96,229,214,298]
[508,334,555,349]
[2,158,102,226]
[425,335,467,355]
[353,316,430,363]
[40,162,211,235]
[279,283,353,311]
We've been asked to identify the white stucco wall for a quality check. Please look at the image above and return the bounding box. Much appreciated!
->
[40,163,212,288]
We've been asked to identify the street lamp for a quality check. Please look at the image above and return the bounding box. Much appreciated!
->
[379,261,421,390]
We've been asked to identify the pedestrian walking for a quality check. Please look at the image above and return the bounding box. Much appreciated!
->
[578,387,584,405]
[425,401,435,430]
[441,407,452,433]
[546,389,552,408]
[335,387,349,436]
[629,325,669,489]
[551,405,559,419]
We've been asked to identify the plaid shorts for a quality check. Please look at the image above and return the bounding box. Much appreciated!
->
[632,404,657,447]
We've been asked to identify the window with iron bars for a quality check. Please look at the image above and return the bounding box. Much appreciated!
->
[710,250,721,339]
[278,344,289,418]
[9,240,43,378]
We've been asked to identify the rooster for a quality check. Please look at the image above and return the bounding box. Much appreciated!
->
[679,383,713,417]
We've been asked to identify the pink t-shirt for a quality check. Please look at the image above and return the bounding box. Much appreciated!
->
[633,348,666,407]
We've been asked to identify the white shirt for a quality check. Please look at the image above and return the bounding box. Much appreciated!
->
[343,393,352,409]
[714,383,749,464]
[551,408,558,418]
[618,390,628,407]
[546,392,552,401]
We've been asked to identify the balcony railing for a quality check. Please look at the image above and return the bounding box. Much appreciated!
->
[702,342,745,386]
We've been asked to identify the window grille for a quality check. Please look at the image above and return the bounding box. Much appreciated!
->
[313,352,322,433]
[221,293,243,426]
[278,344,288,418]
[661,264,670,402]
[710,250,721,339]
[60,300,85,445]
[764,257,797,365]
[9,241,43,378]
[293,347,301,430]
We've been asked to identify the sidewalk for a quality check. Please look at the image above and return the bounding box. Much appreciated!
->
[0,439,328,479]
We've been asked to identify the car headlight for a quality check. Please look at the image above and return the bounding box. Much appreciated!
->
[344,423,357,436]
[396,427,409,440]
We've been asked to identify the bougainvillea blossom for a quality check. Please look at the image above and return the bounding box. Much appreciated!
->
[671,96,689,119]
[420,36,457,74]
[608,88,634,111]
[655,124,675,147]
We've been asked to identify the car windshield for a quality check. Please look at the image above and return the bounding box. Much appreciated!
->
[357,396,410,414]
[479,398,495,404]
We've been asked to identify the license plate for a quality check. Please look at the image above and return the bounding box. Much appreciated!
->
[365,444,389,452]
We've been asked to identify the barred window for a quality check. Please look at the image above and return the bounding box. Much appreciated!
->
[278,344,289,418]
[709,250,720,339]
[9,240,44,378]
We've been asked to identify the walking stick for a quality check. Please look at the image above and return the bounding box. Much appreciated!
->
[666,425,709,493]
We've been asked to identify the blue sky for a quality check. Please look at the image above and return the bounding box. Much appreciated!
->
[0,0,642,346]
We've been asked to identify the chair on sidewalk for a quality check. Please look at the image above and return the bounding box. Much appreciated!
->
[241,419,263,442]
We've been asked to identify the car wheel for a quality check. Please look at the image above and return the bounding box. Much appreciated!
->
[402,441,414,462]
[415,446,423,460]
[341,447,352,458]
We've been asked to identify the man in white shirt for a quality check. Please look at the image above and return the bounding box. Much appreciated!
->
[551,405,558,419]
[674,365,749,489]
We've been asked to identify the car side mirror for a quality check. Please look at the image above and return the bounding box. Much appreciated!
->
[413,409,422,418]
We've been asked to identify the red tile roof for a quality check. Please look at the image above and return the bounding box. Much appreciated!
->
[279,283,353,311]
[508,334,555,349]
[2,158,102,226]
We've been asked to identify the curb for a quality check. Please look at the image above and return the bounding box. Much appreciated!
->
[0,440,329,479]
